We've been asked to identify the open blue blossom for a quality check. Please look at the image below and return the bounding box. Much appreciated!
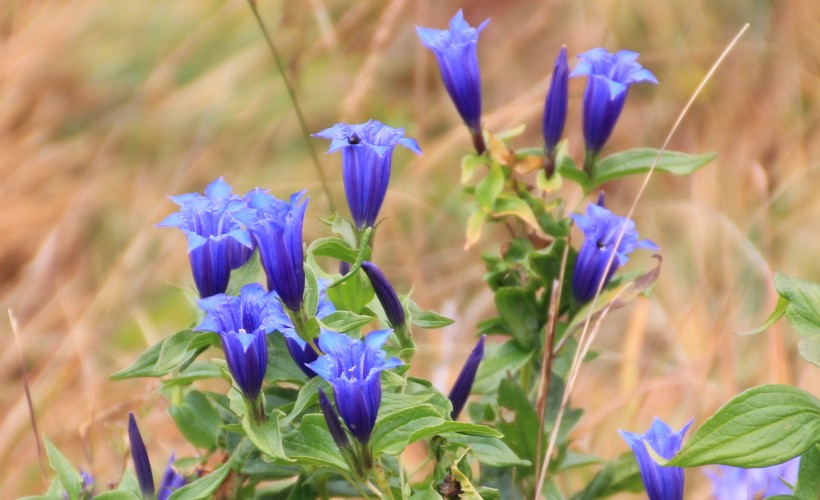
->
[197,283,276,400]
[417,10,489,152]
[707,457,800,499]
[619,418,692,500]
[313,120,421,230]
[128,413,187,500]
[238,189,308,312]
[361,261,405,328]
[448,335,486,420]
[571,194,658,303]
[307,330,402,443]
[543,46,569,156]
[158,177,254,298]
[267,279,337,378]
[570,48,657,156]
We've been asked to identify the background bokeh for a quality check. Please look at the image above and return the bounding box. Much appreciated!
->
[2,0,819,497]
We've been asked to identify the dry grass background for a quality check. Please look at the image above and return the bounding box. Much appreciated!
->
[1,0,819,497]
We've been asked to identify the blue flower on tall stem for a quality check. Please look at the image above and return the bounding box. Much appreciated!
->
[196,283,276,402]
[417,10,489,154]
[158,177,254,298]
[313,120,421,231]
[619,418,692,500]
[448,335,486,420]
[307,330,402,444]
[707,457,800,499]
[570,48,657,172]
[128,413,186,500]
[571,194,658,303]
[543,46,569,160]
[238,189,308,312]
[267,279,337,378]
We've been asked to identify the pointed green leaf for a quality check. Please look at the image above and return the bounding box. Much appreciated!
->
[44,437,82,500]
[407,300,454,329]
[282,414,350,472]
[492,196,541,231]
[798,337,820,367]
[668,385,820,468]
[736,295,788,335]
[476,163,504,212]
[110,338,164,380]
[167,457,233,500]
[154,330,218,374]
[168,390,221,450]
[318,310,374,332]
[793,444,820,500]
[775,273,820,336]
[592,149,716,186]
[242,410,292,462]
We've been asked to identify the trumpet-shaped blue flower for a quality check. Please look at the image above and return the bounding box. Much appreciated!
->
[417,10,489,139]
[128,413,187,500]
[571,194,658,303]
[307,330,402,443]
[361,261,405,328]
[570,48,657,155]
[448,335,486,420]
[158,177,254,298]
[238,189,308,312]
[267,279,337,378]
[313,120,421,230]
[543,46,569,156]
[707,457,800,499]
[619,418,692,500]
[197,283,276,400]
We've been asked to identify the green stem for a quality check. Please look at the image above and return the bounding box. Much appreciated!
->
[373,458,394,500]
[582,150,598,178]
[246,395,266,424]
[245,0,336,213]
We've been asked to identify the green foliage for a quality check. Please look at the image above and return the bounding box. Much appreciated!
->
[44,437,83,500]
[669,385,820,468]
[591,149,716,187]
[169,390,222,449]
[167,457,234,500]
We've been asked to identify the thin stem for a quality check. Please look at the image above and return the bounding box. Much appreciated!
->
[373,459,395,499]
[246,0,336,212]
[470,127,487,155]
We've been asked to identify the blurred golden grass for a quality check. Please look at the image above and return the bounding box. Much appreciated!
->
[1,0,819,497]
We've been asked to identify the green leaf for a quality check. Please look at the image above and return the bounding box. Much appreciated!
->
[591,148,716,186]
[226,251,260,295]
[447,435,530,467]
[569,452,643,500]
[465,210,487,249]
[303,265,320,317]
[282,414,350,472]
[736,295,788,335]
[776,273,820,336]
[492,196,541,232]
[407,300,454,329]
[327,268,375,314]
[167,457,233,500]
[168,390,221,450]
[494,287,541,348]
[281,376,323,426]
[264,332,309,383]
[476,163,504,212]
[308,237,360,263]
[328,227,373,288]
[798,336,820,368]
[93,493,141,500]
[318,310,374,332]
[371,405,444,455]
[668,385,820,467]
[242,410,292,462]
[154,330,218,375]
[462,153,485,184]
[495,378,540,468]
[556,155,590,190]
[410,482,443,500]
[161,361,225,388]
[44,437,82,500]
[472,340,534,394]
[793,444,820,500]
[110,338,164,380]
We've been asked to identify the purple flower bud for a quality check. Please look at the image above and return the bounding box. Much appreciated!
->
[318,388,351,453]
[196,283,276,400]
[543,46,569,155]
[158,177,254,298]
[706,457,800,500]
[417,10,489,143]
[313,120,421,230]
[571,195,658,303]
[128,413,155,497]
[361,261,405,328]
[238,189,308,312]
[448,335,486,420]
[619,418,692,500]
[307,330,402,443]
[157,453,187,500]
[570,48,658,155]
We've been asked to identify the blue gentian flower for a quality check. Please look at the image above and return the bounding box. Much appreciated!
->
[707,456,800,500]
[306,330,402,443]
[448,335,486,420]
[313,120,421,230]
[267,279,337,378]
[238,189,308,312]
[127,413,187,500]
[158,177,254,298]
[570,48,658,156]
[619,418,692,500]
[361,261,405,328]
[417,10,489,152]
[196,283,276,401]
[571,194,658,303]
[543,46,569,156]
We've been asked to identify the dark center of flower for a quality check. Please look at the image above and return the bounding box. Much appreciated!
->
[347,133,361,145]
